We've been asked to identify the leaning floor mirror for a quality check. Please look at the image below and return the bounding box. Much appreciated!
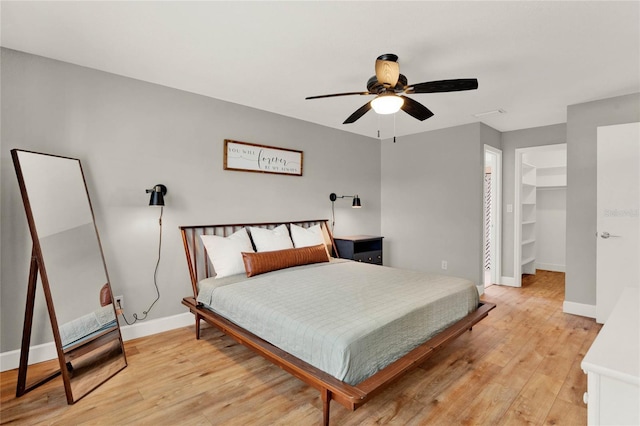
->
[11,149,127,404]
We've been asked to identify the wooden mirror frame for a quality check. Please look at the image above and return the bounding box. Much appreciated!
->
[11,149,127,404]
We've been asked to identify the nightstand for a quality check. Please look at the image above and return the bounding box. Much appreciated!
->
[334,235,383,265]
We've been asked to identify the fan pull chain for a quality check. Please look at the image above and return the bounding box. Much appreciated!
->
[393,113,397,143]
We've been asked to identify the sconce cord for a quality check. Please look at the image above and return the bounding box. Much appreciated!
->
[331,200,336,234]
[120,206,162,325]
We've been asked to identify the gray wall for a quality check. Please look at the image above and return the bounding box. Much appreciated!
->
[380,123,500,287]
[565,93,640,306]
[536,188,567,272]
[500,123,566,277]
[0,48,382,351]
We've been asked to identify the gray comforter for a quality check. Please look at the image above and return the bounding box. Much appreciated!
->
[197,259,479,385]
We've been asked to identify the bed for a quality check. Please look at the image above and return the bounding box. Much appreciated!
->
[180,219,495,425]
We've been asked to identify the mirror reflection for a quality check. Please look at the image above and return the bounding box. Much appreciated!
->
[12,149,126,403]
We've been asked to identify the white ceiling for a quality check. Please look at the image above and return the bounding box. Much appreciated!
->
[2,1,639,138]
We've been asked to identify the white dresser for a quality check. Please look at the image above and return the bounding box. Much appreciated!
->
[581,287,639,425]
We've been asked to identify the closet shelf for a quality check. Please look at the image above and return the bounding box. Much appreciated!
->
[521,256,536,265]
[520,159,537,276]
[537,185,567,190]
[537,165,566,172]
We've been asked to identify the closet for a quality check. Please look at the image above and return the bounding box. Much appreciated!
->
[517,145,567,281]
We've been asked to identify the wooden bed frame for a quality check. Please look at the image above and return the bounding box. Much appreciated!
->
[179,220,495,425]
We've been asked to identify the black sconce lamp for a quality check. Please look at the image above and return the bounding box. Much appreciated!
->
[329,192,362,233]
[329,193,361,208]
[120,184,167,326]
[146,184,167,206]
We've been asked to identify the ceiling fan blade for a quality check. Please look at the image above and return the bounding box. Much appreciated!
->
[343,101,372,124]
[306,91,371,100]
[400,96,434,121]
[375,58,400,88]
[407,78,478,94]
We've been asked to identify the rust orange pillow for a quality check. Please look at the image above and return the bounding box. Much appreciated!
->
[242,244,329,277]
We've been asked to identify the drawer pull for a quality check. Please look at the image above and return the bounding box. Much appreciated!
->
[583,392,588,404]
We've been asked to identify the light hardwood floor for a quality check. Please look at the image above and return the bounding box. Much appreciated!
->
[1,270,600,425]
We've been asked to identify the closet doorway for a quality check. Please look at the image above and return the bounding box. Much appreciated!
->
[484,145,502,288]
[514,144,567,287]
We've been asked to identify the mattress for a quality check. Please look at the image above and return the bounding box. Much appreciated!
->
[196,259,479,385]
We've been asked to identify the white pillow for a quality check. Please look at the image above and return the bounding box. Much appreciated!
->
[200,228,254,278]
[249,224,294,252]
[290,224,325,248]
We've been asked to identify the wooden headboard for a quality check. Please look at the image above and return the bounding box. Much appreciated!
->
[179,219,336,297]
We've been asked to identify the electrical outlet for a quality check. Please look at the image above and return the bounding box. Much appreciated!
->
[441,260,448,270]
[114,295,124,311]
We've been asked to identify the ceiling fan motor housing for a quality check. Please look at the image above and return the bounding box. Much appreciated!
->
[367,74,408,94]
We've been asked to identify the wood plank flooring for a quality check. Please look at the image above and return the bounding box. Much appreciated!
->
[1,270,600,425]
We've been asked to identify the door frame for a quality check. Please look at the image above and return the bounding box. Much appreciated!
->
[513,144,567,287]
[483,145,502,288]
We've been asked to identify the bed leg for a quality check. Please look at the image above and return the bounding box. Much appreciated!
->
[195,313,201,340]
[321,388,332,426]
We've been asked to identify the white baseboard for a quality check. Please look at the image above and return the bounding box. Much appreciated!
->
[499,276,517,287]
[0,342,59,373]
[0,312,193,373]
[119,312,193,341]
[535,262,566,273]
[563,301,596,318]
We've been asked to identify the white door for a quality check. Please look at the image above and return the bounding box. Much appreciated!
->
[596,122,640,323]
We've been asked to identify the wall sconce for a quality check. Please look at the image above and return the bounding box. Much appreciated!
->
[119,184,167,325]
[329,193,361,208]
[146,184,167,206]
[329,192,362,233]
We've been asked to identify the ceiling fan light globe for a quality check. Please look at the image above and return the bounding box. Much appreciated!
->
[371,95,404,115]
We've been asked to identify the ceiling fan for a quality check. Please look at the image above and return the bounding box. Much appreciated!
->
[306,54,478,124]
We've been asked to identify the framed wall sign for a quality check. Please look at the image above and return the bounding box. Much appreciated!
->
[224,140,303,176]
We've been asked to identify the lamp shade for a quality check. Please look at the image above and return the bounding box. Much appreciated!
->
[371,95,404,115]
[352,196,361,208]
[147,184,167,206]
